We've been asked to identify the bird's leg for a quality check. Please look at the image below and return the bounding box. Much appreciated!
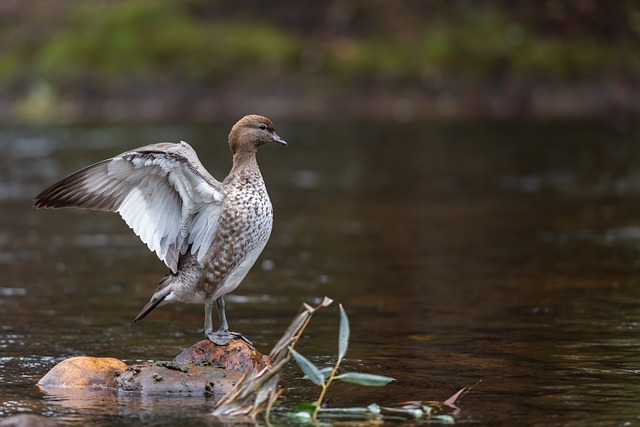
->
[217,296,229,332]
[203,295,215,336]
[204,296,253,346]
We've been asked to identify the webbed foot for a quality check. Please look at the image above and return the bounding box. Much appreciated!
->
[205,329,253,346]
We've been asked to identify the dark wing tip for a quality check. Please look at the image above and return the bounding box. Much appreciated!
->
[32,159,122,212]
[33,188,60,209]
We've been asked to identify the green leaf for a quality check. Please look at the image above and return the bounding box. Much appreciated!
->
[334,372,395,387]
[320,366,334,380]
[338,303,350,360]
[317,407,372,415]
[291,349,325,386]
[367,403,381,415]
[303,366,333,382]
[288,411,312,421]
[289,401,316,418]
[430,414,456,424]
[379,405,424,418]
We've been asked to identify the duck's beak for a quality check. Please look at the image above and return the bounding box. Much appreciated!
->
[272,132,288,147]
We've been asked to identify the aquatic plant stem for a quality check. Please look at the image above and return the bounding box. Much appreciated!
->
[312,355,343,420]
[265,299,333,420]
[212,298,333,420]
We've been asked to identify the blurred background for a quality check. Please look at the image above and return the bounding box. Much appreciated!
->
[1,0,639,124]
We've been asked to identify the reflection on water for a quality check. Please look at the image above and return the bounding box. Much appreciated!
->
[1,121,639,426]
[39,388,218,425]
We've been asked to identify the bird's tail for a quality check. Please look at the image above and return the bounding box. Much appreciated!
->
[132,274,174,323]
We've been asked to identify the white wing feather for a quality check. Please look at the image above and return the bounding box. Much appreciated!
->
[34,141,224,273]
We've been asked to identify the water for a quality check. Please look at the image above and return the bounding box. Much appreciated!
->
[1,121,639,426]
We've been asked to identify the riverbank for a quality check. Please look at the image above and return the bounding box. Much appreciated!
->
[3,77,639,125]
[2,1,638,124]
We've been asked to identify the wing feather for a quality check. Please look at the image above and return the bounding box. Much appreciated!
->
[34,141,224,273]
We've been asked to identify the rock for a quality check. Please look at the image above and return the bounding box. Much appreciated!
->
[0,415,57,427]
[37,356,127,389]
[37,339,270,398]
[174,338,270,372]
[117,362,241,398]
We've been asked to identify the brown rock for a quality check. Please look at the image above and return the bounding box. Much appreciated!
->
[37,356,127,389]
[37,340,269,398]
[173,338,270,372]
[117,361,241,398]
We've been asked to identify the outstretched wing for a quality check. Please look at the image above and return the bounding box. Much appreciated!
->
[34,141,224,273]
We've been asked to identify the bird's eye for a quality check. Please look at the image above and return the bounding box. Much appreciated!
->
[259,124,267,130]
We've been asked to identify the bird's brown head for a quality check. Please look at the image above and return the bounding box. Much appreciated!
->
[228,115,287,155]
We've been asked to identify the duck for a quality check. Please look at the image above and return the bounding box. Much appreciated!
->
[34,115,287,345]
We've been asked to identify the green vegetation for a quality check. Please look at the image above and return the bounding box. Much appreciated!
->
[290,304,394,420]
[1,0,637,85]
[212,298,463,424]
[1,1,638,122]
[19,1,298,83]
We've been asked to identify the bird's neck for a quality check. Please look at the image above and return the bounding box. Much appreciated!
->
[228,150,261,181]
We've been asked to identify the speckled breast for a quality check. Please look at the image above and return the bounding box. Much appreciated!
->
[201,173,273,294]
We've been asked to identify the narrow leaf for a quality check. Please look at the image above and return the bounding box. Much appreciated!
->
[317,407,372,415]
[320,296,334,308]
[319,366,334,380]
[289,410,312,420]
[302,366,333,381]
[379,406,424,418]
[367,403,381,415]
[291,349,325,386]
[338,304,350,360]
[290,401,316,417]
[430,415,456,424]
[443,379,481,407]
[334,372,395,387]
[269,310,310,359]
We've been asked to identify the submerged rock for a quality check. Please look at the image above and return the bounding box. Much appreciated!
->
[0,414,57,427]
[117,362,240,398]
[37,339,269,398]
